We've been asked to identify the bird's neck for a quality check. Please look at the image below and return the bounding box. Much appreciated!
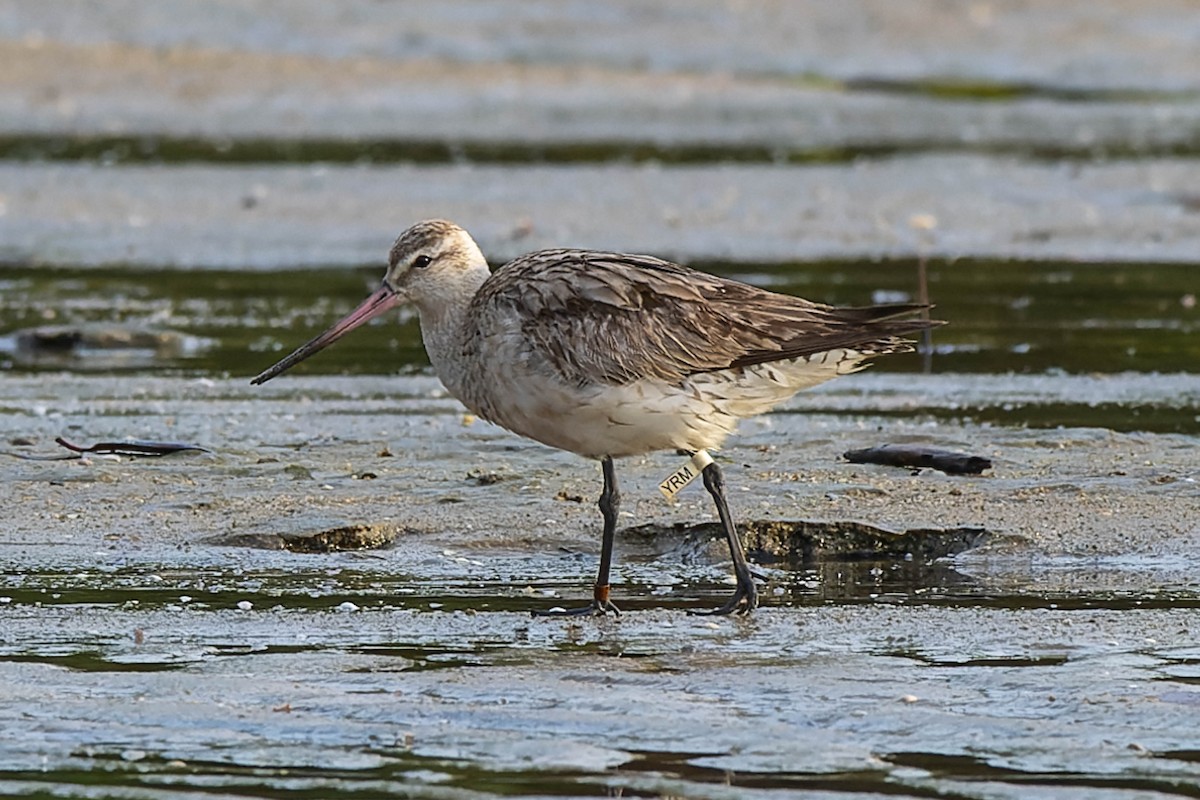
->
[416,266,489,402]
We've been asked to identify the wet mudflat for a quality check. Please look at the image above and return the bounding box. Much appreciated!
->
[1,370,1199,797]
[3,1,1200,797]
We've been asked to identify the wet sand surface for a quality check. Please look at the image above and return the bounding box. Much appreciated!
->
[3,372,1197,561]
[3,1,1200,797]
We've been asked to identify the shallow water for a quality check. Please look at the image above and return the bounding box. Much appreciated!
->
[2,556,1200,798]
[2,258,1196,377]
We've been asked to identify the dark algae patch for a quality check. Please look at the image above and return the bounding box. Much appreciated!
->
[9,130,1200,167]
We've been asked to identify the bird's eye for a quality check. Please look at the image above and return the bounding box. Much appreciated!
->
[412,255,433,269]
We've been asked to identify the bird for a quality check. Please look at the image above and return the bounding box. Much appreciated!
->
[251,219,942,615]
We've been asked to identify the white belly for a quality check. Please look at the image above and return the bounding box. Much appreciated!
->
[451,349,869,460]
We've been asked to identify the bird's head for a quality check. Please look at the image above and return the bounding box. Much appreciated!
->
[381,219,489,312]
[250,219,488,385]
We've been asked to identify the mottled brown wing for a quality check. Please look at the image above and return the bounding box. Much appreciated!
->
[472,248,937,387]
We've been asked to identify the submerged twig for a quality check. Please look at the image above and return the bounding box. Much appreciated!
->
[843,444,992,475]
[3,437,212,460]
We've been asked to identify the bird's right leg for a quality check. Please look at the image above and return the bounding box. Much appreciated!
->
[690,460,759,615]
[531,455,622,617]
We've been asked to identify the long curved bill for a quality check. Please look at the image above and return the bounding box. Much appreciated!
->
[250,283,401,385]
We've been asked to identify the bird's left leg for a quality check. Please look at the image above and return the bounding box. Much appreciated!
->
[532,455,622,616]
[691,460,759,615]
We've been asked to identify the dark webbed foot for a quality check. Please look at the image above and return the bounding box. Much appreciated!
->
[531,598,622,618]
[532,580,621,617]
[688,578,758,616]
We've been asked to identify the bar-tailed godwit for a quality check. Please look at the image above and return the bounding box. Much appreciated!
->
[252,220,941,615]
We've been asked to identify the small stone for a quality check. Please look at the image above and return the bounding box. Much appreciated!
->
[284,464,313,480]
